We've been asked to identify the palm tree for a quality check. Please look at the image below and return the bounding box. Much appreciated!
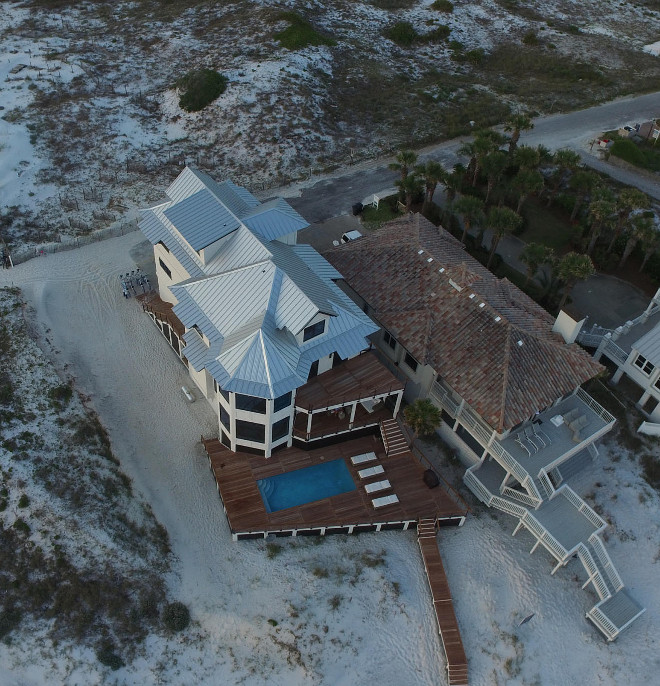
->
[441,163,466,211]
[416,159,446,209]
[607,188,649,252]
[389,149,418,181]
[404,399,442,438]
[639,223,660,272]
[547,149,581,206]
[519,242,555,287]
[586,198,615,254]
[513,145,540,171]
[396,173,423,211]
[486,206,522,269]
[512,168,544,214]
[460,129,504,186]
[568,170,599,221]
[481,151,508,204]
[556,252,595,311]
[618,214,655,268]
[504,112,534,156]
[454,195,485,245]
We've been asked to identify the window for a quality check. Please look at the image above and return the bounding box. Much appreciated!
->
[383,331,396,351]
[221,431,231,448]
[274,392,292,413]
[236,420,265,443]
[272,417,290,442]
[158,258,172,279]
[404,352,419,372]
[220,406,230,431]
[654,376,660,391]
[235,394,267,414]
[634,353,655,376]
[219,387,230,403]
[303,320,325,342]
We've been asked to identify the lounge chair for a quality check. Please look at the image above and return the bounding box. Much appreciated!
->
[524,425,544,449]
[532,422,551,446]
[567,414,588,443]
[372,494,399,508]
[358,465,385,479]
[351,451,378,466]
[365,479,391,494]
[515,432,533,456]
[562,408,580,424]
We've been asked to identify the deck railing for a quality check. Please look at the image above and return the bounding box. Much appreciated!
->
[561,486,607,531]
[491,494,527,519]
[575,387,616,425]
[463,468,494,506]
[589,534,624,592]
[577,545,611,601]
[429,383,461,417]
[587,605,619,641]
[521,512,568,562]
[502,486,540,508]
[600,339,629,365]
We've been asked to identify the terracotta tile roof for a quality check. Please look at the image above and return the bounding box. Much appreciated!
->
[324,214,604,433]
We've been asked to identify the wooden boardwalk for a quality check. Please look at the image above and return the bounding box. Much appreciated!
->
[418,520,469,686]
[203,435,468,538]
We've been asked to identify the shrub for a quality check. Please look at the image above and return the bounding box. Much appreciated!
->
[274,11,336,50]
[96,641,124,671]
[0,607,22,640]
[176,69,228,112]
[13,518,30,534]
[522,31,539,45]
[431,0,453,11]
[18,493,29,508]
[421,24,451,43]
[47,383,72,408]
[610,139,646,167]
[162,601,190,632]
[384,21,418,47]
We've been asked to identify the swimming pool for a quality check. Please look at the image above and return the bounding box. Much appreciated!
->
[257,459,356,513]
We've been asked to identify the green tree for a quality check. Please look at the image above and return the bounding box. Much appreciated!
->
[404,399,442,437]
[486,206,522,269]
[586,198,616,255]
[389,149,418,181]
[556,252,595,311]
[512,168,544,214]
[547,148,581,206]
[519,242,555,287]
[441,163,466,210]
[568,170,599,221]
[639,224,660,272]
[454,195,485,245]
[396,174,423,211]
[608,188,649,252]
[460,129,505,186]
[416,159,446,209]
[513,145,540,170]
[504,112,534,156]
[618,214,655,268]
[481,151,508,204]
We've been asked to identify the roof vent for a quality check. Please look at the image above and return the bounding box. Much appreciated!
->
[469,293,475,299]
[494,316,501,322]
[448,278,463,292]
[427,257,433,263]
[479,302,485,308]
[418,249,424,255]
[517,340,523,346]
[438,267,445,273]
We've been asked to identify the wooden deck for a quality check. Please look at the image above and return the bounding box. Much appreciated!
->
[294,351,405,412]
[418,521,469,686]
[137,291,185,337]
[203,434,468,537]
[292,404,391,441]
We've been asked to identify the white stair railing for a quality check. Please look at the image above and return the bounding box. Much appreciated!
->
[589,534,624,592]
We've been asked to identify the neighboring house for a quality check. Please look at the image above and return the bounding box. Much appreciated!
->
[325,213,645,640]
[138,167,404,457]
[580,287,660,421]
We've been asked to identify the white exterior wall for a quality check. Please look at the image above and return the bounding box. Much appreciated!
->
[615,348,660,416]
[317,353,334,375]
[154,243,190,305]
[375,329,434,402]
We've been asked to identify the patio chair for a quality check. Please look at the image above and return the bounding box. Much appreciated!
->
[365,479,391,494]
[515,432,534,456]
[562,408,580,424]
[532,422,551,446]
[351,452,377,466]
[372,494,399,508]
[358,465,385,479]
[524,425,544,449]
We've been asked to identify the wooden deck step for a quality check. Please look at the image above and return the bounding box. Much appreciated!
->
[380,419,410,457]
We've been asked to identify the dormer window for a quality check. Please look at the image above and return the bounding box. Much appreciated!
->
[303,319,326,342]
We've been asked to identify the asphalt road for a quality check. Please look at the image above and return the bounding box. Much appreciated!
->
[282,91,660,222]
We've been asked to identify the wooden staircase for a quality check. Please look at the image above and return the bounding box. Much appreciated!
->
[380,418,409,456]
[418,518,469,686]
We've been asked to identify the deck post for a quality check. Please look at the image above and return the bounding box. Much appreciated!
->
[393,390,403,418]
[349,402,357,427]
[306,411,313,439]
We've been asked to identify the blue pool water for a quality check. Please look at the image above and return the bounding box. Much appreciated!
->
[257,459,356,513]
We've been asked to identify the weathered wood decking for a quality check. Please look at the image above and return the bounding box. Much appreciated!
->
[418,520,469,686]
[203,434,467,538]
